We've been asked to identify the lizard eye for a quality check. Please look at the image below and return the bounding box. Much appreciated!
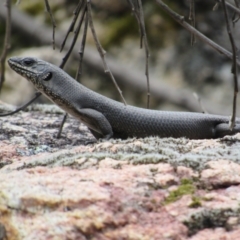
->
[42,72,52,81]
[22,58,35,66]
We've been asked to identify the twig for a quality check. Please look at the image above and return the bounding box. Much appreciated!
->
[221,0,238,130]
[59,1,87,69]
[137,0,151,108]
[0,2,41,118]
[1,2,238,114]
[86,0,127,105]
[189,0,196,45]
[193,92,208,114]
[44,0,56,49]
[215,0,240,17]
[232,0,240,23]
[76,11,88,82]
[155,0,240,65]
[58,6,89,138]
[0,0,11,92]
[0,92,41,116]
[60,0,83,52]
[57,1,87,137]
[57,112,68,138]
[126,0,151,108]
[213,2,219,11]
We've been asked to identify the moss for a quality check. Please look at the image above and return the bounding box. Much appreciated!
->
[164,178,195,205]
[189,196,202,208]
[202,196,214,201]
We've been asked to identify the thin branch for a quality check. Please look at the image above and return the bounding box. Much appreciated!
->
[144,41,150,108]
[58,5,89,138]
[59,1,87,69]
[0,92,41,116]
[232,0,240,23]
[137,0,151,109]
[0,0,11,92]
[44,0,56,49]
[1,1,239,115]
[86,0,127,105]
[57,112,68,138]
[193,92,208,114]
[76,11,88,82]
[221,0,238,130]
[126,0,151,108]
[0,2,43,121]
[189,0,196,45]
[155,0,240,65]
[57,1,87,137]
[213,2,219,11]
[216,0,240,16]
[60,0,83,52]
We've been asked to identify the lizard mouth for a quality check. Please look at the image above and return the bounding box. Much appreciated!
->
[8,58,36,81]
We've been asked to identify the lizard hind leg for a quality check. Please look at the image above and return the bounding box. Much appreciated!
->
[88,129,104,140]
[214,123,240,138]
[75,108,113,140]
[88,128,112,140]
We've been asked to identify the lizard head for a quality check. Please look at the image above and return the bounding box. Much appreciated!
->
[8,57,76,106]
[8,57,54,90]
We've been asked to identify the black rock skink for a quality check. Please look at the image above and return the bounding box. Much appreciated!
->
[8,57,240,139]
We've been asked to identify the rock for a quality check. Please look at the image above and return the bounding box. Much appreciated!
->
[1,104,240,239]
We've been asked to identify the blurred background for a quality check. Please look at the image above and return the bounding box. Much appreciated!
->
[0,0,239,115]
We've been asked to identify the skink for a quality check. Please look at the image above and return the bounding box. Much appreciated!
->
[8,57,240,139]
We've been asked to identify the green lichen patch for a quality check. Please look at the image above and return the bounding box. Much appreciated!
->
[188,196,202,208]
[164,178,195,205]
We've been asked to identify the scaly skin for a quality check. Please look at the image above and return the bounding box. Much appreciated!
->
[8,57,240,139]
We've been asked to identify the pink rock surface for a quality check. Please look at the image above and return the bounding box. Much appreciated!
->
[1,165,187,239]
[1,107,240,239]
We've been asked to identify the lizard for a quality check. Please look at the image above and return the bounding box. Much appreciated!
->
[7,56,240,140]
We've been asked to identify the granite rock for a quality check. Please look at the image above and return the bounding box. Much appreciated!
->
[1,104,240,239]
